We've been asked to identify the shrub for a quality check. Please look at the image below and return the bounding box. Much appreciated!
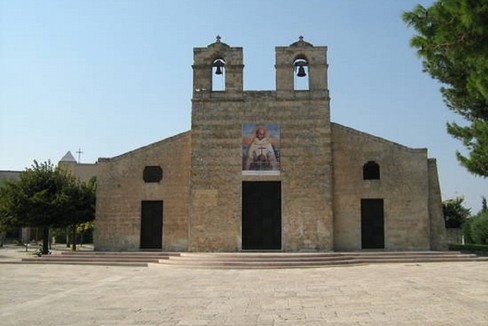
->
[449,243,488,256]
[449,243,488,252]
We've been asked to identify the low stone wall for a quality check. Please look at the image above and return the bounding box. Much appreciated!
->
[446,228,463,244]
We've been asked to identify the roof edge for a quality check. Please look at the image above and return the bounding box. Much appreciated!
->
[98,130,191,163]
[331,122,427,154]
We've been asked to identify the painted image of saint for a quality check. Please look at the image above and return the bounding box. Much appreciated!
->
[242,124,280,172]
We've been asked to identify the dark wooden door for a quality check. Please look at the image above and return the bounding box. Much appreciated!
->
[140,201,163,249]
[242,182,281,250]
[361,199,384,249]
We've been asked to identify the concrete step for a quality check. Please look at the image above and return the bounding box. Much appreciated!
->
[22,256,167,263]
[157,258,361,269]
[60,251,180,256]
[155,251,488,269]
[19,260,149,267]
[18,251,488,268]
[21,251,181,267]
[172,254,349,262]
[56,254,175,260]
[173,251,476,260]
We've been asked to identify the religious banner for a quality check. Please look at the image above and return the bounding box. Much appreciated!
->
[242,123,280,175]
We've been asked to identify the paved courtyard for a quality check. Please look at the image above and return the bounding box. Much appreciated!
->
[0,246,487,325]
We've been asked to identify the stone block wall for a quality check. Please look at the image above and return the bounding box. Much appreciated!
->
[189,91,333,251]
[332,123,432,251]
[94,132,191,251]
[428,159,448,250]
[92,38,446,253]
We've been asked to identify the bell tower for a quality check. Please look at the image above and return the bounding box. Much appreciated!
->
[192,36,244,97]
[275,36,328,97]
[189,37,333,252]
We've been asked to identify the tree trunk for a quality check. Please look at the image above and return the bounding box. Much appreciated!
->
[72,224,77,251]
[42,227,49,255]
[66,227,70,247]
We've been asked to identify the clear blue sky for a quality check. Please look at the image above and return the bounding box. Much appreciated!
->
[0,0,485,212]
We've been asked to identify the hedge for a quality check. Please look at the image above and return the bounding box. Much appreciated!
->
[448,243,488,253]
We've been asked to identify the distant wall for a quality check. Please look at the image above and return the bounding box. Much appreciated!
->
[59,162,98,184]
[0,170,20,186]
[446,228,463,244]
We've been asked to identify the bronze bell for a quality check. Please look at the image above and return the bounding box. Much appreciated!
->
[215,65,223,75]
[297,65,306,77]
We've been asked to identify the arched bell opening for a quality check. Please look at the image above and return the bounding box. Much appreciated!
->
[212,58,226,91]
[293,57,309,91]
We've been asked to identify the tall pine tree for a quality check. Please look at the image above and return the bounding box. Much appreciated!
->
[403,0,488,177]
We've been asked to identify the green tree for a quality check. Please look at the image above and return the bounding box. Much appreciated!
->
[463,217,475,243]
[442,197,471,228]
[0,161,95,254]
[76,220,95,246]
[462,196,488,243]
[403,0,488,177]
[66,176,96,251]
[471,210,488,244]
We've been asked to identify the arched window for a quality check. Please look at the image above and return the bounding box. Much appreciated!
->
[363,161,380,180]
[293,57,309,90]
[212,58,225,91]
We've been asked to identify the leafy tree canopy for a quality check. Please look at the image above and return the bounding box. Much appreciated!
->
[403,0,488,177]
[0,161,95,253]
[442,197,471,228]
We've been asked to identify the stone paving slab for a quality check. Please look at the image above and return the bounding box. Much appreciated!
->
[1,246,487,325]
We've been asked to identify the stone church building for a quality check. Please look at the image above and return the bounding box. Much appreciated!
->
[94,37,446,252]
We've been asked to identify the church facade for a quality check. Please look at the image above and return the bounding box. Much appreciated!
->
[94,38,447,252]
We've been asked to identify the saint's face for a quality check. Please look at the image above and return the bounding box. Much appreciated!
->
[256,128,265,141]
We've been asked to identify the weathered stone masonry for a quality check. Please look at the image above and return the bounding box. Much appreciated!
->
[93,38,446,251]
